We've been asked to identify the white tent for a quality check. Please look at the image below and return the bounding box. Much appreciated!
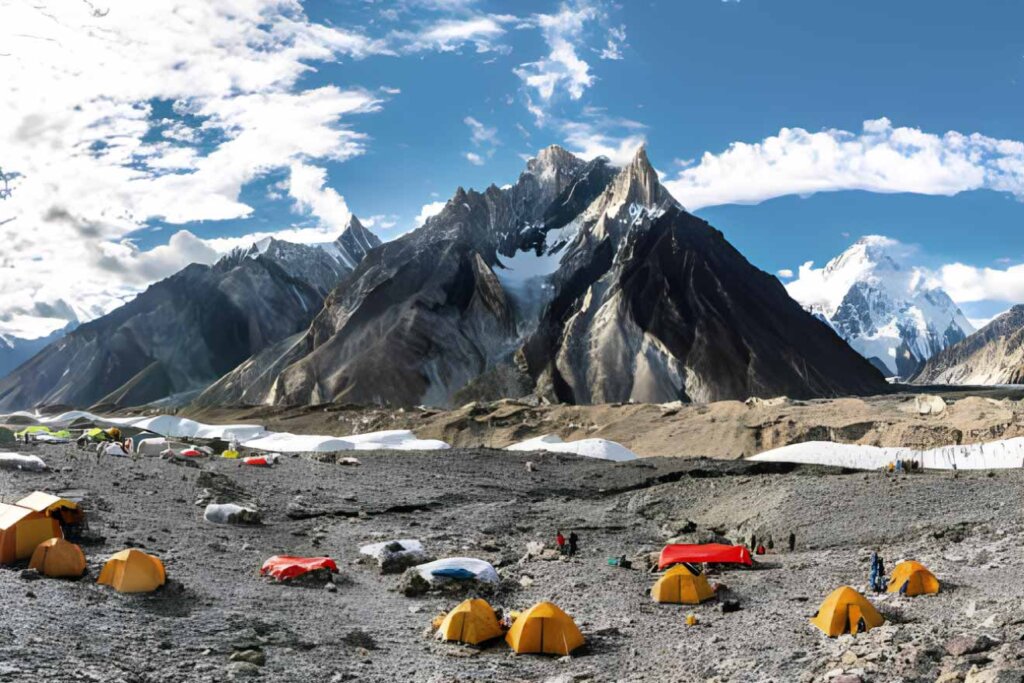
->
[0,452,46,471]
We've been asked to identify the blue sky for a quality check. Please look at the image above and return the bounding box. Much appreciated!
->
[2,0,1023,336]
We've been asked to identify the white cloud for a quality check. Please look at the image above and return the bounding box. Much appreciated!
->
[664,118,1024,211]
[515,4,599,121]
[464,116,498,147]
[465,152,486,165]
[777,268,794,279]
[0,1,387,337]
[286,162,352,232]
[399,15,512,53]
[933,262,1024,304]
[415,200,447,226]
[560,112,647,165]
[598,25,626,60]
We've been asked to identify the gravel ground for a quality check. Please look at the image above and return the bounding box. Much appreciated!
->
[2,442,1024,682]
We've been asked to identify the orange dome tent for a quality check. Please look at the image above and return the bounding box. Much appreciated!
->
[887,560,939,596]
[810,586,884,637]
[436,598,503,645]
[0,503,62,564]
[97,549,165,593]
[506,602,585,656]
[16,491,84,528]
[652,564,715,605]
[29,538,86,578]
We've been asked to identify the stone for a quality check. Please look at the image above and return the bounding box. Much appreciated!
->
[520,575,535,588]
[19,569,41,581]
[964,665,1024,683]
[832,675,863,683]
[226,662,260,679]
[841,651,859,666]
[947,635,999,658]
[229,649,265,666]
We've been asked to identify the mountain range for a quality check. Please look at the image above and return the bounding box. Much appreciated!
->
[1,146,889,411]
[786,236,974,379]
[199,146,886,408]
[913,305,1024,385]
[0,217,380,410]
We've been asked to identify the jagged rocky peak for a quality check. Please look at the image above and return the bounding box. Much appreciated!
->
[525,145,586,191]
[332,214,383,269]
[913,305,1024,385]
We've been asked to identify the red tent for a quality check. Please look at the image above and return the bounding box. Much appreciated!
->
[658,544,753,570]
[260,555,338,581]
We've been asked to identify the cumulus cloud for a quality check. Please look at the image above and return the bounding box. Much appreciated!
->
[465,152,486,165]
[777,269,794,279]
[0,1,386,338]
[515,3,599,121]
[664,118,1024,211]
[414,200,447,227]
[559,109,647,165]
[933,263,1024,304]
[399,15,513,53]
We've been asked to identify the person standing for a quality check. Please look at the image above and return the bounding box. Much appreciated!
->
[869,551,879,592]
[556,530,566,554]
[788,532,796,552]
[568,531,579,557]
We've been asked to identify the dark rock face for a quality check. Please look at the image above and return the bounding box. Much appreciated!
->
[913,305,1024,385]
[208,145,885,408]
[0,223,379,410]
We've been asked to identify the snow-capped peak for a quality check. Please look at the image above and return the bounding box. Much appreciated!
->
[787,236,974,378]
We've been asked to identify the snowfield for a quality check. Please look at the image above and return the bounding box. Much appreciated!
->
[750,438,1024,470]
[506,434,639,461]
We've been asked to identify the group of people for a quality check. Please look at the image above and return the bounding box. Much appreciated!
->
[748,531,797,555]
[555,530,579,556]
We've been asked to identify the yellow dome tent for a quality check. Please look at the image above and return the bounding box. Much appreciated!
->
[436,598,503,645]
[97,549,165,593]
[652,564,715,604]
[811,586,884,637]
[887,560,939,596]
[506,601,585,656]
[16,491,83,527]
[29,538,86,578]
[0,503,62,564]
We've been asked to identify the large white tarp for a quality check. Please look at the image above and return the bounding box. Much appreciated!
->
[750,439,1024,471]
[507,434,639,462]
[0,410,449,454]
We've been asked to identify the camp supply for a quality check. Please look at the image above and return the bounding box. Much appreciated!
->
[658,543,753,570]
[180,449,203,458]
[135,437,170,456]
[685,614,698,626]
[29,538,86,578]
[0,453,47,472]
[221,449,240,459]
[260,555,338,582]
[505,602,585,656]
[0,503,62,564]
[414,557,499,585]
[435,599,503,645]
[810,586,884,637]
[887,560,939,596]
[652,564,715,604]
[242,455,278,467]
[97,549,166,593]
[204,503,260,525]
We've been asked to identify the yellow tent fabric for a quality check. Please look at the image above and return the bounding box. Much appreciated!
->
[887,560,939,596]
[0,503,63,564]
[16,492,78,515]
[97,549,166,593]
[652,564,715,604]
[29,538,86,578]
[436,598,503,645]
[506,602,585,656]
[810,586,885,637]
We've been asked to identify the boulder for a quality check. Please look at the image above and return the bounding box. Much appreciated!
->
[947,635,999,658]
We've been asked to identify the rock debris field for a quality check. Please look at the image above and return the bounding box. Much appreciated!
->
[3,442,1024,682]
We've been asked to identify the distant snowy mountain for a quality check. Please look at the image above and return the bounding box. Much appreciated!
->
[786,236,973,379]
[0,326,74,380]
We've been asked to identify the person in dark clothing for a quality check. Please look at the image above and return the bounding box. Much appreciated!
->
[568,531,579,557]
[875,556,886,592]
[750,534,757,550]
[788,532,796,552]
[869,551,880,592]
